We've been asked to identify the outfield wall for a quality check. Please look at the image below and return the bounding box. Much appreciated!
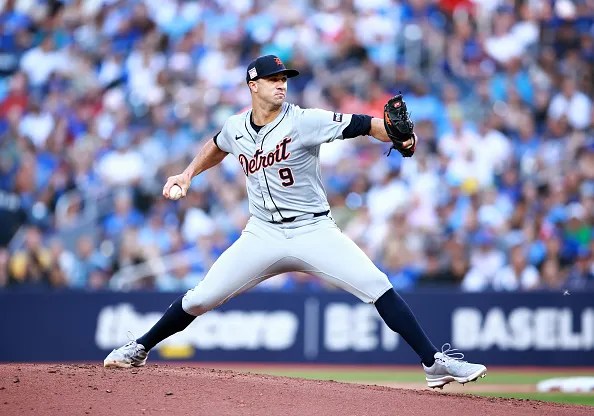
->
[1,291,593,366]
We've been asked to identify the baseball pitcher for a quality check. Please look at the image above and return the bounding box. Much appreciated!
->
[104,55,487,389]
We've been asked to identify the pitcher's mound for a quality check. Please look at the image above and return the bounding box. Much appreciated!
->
[0,364,589,416]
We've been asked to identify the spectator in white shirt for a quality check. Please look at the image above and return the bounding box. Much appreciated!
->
[438,114,480,159]
[96,134,144,186]
[473,114,512,174]
[19,36,66,88]
[18,100,55,149]
[548,78,592,130]
[484,6,525,65]
[462,231,506,291]
[493,243,540,291]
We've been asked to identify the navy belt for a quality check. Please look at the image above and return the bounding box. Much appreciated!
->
[270,210,330,224]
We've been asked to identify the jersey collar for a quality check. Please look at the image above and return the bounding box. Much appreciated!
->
[246,102,289,137]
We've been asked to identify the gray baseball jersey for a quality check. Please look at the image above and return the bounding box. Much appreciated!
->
[214,102,353,222]
[182,102,392,316]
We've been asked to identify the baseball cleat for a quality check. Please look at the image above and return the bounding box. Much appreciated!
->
[423,343,487,389]
[104,340,148,368]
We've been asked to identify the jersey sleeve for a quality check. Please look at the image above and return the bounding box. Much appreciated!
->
[298,108,354,147]
[212,120,233,153]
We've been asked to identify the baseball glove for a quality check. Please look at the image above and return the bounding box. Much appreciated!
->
[383,94,416,157]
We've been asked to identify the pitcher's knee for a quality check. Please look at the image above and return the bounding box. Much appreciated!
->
[365,271,393,303]
[338,269,392,304]
[181,289,221,316]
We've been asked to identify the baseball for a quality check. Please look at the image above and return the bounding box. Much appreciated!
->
[169,184,183,200]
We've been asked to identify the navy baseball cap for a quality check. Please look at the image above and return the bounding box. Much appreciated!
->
[246,55,299,83]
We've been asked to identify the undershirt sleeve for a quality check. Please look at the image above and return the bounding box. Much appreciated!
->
[342,114,372,138]
[212,120,233,153]
[212,131,223,150]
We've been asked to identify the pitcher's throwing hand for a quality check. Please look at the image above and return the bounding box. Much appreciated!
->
[162,173,191,200]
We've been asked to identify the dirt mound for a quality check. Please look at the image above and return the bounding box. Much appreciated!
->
[0,364,589,416]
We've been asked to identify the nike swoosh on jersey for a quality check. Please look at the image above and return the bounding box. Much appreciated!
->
[235,135,243,140]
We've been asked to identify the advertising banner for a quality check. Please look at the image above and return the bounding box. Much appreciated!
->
[0,291,592,366]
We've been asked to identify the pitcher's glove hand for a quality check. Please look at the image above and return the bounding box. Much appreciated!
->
[383,94,416,157]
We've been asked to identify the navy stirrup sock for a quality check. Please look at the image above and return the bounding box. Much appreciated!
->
[375,289,438,367]
[136,296,196,351]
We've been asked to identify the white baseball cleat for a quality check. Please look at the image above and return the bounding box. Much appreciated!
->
[423,343,487,389]
[104,340,148,368]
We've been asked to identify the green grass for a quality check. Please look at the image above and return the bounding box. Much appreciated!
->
[238,368,589,385]
[476,392,594,407]
[242,369,425,382]
[233,367,594,407]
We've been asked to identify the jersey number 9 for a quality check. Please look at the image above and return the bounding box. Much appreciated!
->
[278,168,294,187]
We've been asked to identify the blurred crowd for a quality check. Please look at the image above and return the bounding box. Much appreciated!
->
[0,0,593,293]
